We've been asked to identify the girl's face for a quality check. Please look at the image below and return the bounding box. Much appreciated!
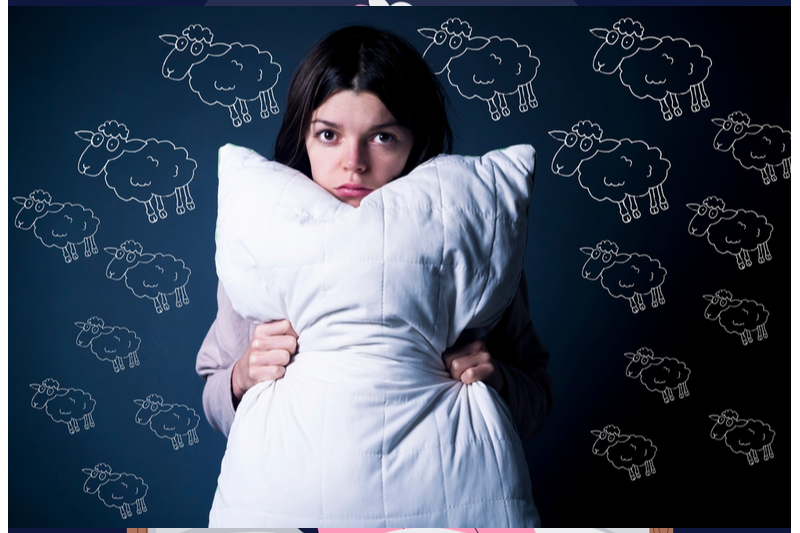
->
[305,90,414,207]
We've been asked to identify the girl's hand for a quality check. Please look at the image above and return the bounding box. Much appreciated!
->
[232,319,298,403]
[442,339,504,391]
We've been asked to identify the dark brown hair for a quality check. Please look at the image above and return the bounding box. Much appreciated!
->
[274,25,453,179]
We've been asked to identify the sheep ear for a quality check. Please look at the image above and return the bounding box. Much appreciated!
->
[75,130,94,142]
[104,247,118,256]
[209,42,231,56]
[548,130,567,141]
[589,28,608,40]
[709,414,720,422]
[134,399,144,406]
[159,34,178,45]
[686,203,700,212]
[579,247,594,256]
[639,36,661,50]
[13,196,27,205]
[711,118,725,126]
[598,139,620,153]
[623,352,635,359]
[591,429,601,436]
[123,139,147,153]
[30,383,41,390]
[703,294,714,301]
[746,124,762,135]
[82,468,94,475]
[74,322,85,328]
[108,473,121,481]
[418,28,437,40]
[101,326,114,335]
[139,253,156,263]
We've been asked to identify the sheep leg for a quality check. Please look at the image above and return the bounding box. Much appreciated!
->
[180,285,190,305]
[139,496,148,513]
[735,251,746,270]
[171,436,179,450]
[650,288,659,308]
[656,286,665,305]
[743,249,752,267]
[767,444,774,459]
[69,242,79,260]
[259,91,270,118]
[116,356,126,372]
[498,93,510,117]
[682,382,689,397]
[636,293,646,311]
[697,81,710,108]
[111,357,121,372]
[677,384,684,399]
[83,414,91,430]
[144,198,158,223]
[487,98,501,122]
[83,237,92,257]
[135,499,143,514]
[782,158,790,179]
[628,297,639,314]
[174,289,183,308]
[177,434,185,448]
[669,92,682,117]
[658,98,673,121]
[89,235,98,255]
[228,104,243,128]
[517,85,529,113]
[617,200,632,224]
[633,464,641,478]
[759,168,771,185]
[119,506,128,519]
[238,98,252,124]
[661,390,669,403]
[527,81,538,108]
[752,449,759,464]
[267,88,280,115]
[746,329,753,344]
[175,186,186,215]
[124,503,133,518]
[764,242,772,261]
[127,354,135,367]
[628,194,641,220]
[667,388,674,402]
[87,412,95,428]
[648,188,659,215]
[160,292,170,312]
[154,195,167,219]
[689,85,700,113]
[61,246,72,264]
[648,459,656,474]
[758,324,768,340]
[627,467,636,481]
[756,243,765,264]
[66,419,76,434]
[152,296,163,314]
[768,164,778,182]
[190,428,199,444]
[644,461,652,476]
[182,185,195,210]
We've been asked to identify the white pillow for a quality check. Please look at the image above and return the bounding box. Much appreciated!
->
[215,143,535,353]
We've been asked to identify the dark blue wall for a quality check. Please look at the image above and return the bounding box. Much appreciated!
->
[9,6,789,526]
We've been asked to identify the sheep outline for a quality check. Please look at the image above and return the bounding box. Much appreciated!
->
[82,462,148,519]
[549,120,670,223]
[30,378,96,434]
[74,316,142,372]
[419,17,540,121]
[703,289,769,345]
[580,239,666,313]
[712,111,791,185]
[687,195,773,270]
[134,393,200,450]
[591,424,657,481]
[12,189,100,263]
[160,24,282,128]
[104,239,191,314]
[709,409,775,465]
[75,120,196,224]
[624,347,690,403]
[590,17,712,121]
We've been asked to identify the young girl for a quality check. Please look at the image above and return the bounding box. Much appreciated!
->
[197,25,552,526]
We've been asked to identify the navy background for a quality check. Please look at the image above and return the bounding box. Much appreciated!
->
[9,7,789,526]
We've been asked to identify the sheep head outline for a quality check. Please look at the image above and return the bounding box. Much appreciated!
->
[160,24,282,128]
[418,18,540,121]
[590,17,712,121]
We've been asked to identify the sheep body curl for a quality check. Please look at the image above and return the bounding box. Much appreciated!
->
[419,18,540,121]
[104,239,191,314]
[580,240,666,313]
[75,120,197,224]
[687,195,773,269]
[703,289,769,345]
[74,316,142,372]
[712,111,791,185]
[160,24,281,127]
[82,462,148,519]
[13,189,100,263]
[624,347,690,403]
[591,18,712,121]
[709,409,775,465]
[591,424,658,480]
[29,378,96,434]
[550,120,670,223]
[134,393,201,450]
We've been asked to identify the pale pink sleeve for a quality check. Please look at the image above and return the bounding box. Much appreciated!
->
[195,280,254,437]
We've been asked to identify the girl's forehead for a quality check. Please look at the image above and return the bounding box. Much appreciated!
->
[312,90,396,126]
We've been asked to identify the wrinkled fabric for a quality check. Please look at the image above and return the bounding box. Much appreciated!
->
[211,143,540,526]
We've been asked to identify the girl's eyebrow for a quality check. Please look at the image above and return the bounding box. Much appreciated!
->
[310,118,403,130]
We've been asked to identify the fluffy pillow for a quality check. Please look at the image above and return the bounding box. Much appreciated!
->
[215,143,535,353]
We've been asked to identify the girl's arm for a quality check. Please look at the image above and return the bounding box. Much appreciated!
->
[195,281,253,437]
[485,271,554,442]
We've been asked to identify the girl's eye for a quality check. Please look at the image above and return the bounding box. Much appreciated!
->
[318,130,337,143]
[374,133,395,144]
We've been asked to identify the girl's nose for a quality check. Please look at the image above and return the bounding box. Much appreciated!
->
[343,140,367,173]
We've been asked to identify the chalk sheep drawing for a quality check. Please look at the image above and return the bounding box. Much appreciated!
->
[591,424,657,481]
[30,378,96,434]
[580,240,666,313]
[134,393,200,450]
[709,409,775,465]
[74,316,142,372]
[13,189,99,263]
[82,463,148,519]
[712,111,791,185]
[624,347,690,403]
[419,18,540,121]
[104,239,191,314]
[590,17,712,121]
[550,120,670,223]
[703,289,769,345]
[160,24,281,127]
[75,120,196,224]
[687,195,773,270]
